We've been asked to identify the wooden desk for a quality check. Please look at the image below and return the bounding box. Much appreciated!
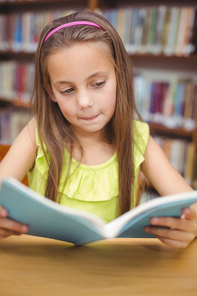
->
[0,236,197,296]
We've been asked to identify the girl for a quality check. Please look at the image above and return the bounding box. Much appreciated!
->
[0,11,196,248]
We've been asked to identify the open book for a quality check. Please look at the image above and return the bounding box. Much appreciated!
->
[0,178,197,245]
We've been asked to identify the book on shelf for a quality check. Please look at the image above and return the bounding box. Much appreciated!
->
[164,7,179,56]
[147,8,157,54]
[129,8,141,54]
[0,177,197,245]
[154,6,167,55]
[192,10,197,54]
[183,8,196,56]
[116,8,125,41]
[122,7,133,47]
[141,8,152,54]
[175,8,188,56]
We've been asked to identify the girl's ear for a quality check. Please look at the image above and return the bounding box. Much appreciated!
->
[44,83,57,102]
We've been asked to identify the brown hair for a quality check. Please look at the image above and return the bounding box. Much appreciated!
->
[31,10,140,215]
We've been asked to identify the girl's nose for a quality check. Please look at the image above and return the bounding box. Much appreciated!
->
[77,90,93,109]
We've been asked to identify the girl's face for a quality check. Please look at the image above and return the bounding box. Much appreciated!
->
[46,42,116,140]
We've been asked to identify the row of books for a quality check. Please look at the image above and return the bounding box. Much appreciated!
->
[96,6,197,56]
[0,61,34,105]
[0,6,197,56]
[0,10,75,52]
[153,136,195,186]
[0,109,32,144]
[134,74,197,130]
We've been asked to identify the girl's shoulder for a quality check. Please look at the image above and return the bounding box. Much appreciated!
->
[133,120,150,160]
[133,120,149,147]
[133,120,149,136]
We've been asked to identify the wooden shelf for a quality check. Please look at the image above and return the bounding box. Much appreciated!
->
[0,0,90,12]
[1,0,194,6]
[0,51,35,62]
[13,100,30,109]
[130,53,197,72]
[0,0,75,3]
[0,98,30,109]
[98,0,197,8]
[129,54,197,62]
[1,51,197,63]
[149,123,195,139]
[0,0,87,6]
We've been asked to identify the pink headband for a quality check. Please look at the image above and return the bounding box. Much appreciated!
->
[44,21,103,42]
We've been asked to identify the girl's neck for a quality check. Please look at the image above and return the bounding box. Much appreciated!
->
[68,128,116,166]
[71,125,108,147]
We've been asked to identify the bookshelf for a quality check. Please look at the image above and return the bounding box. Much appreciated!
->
[0,0,197,187]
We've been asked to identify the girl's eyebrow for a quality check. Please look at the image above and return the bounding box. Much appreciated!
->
[54,71,108,86]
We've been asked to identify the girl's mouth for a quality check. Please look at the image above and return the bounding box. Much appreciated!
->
[80,114,100,121]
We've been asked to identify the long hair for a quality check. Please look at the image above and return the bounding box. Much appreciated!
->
[31,10,139,215]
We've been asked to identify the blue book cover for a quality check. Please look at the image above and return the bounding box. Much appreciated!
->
[109,9,118,30]
[14,14,22,51]
[0,178,197,245]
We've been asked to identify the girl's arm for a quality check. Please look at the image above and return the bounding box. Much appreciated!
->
[141,136,197,248]
[0,117,37,239]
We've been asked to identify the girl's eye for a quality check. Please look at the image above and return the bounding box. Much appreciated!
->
[60,88,74,94]
[94,81,105,88]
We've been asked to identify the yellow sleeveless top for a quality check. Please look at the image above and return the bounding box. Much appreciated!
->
[28,120,149,223]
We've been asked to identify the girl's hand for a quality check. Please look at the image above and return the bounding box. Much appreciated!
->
[0,205,29,239]
[144,207,197,248]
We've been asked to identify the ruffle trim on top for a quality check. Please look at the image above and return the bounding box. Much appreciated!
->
[34,120,149,202]
[133,120,149,173]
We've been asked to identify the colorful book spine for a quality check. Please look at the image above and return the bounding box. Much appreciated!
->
[154,6,167,54]
[164,7,180,56]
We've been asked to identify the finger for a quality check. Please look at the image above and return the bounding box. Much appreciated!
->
[149,216,192,232]
[0,234,10,239]
[0,233,22,239]
[0,205,8,218]
[0,217,29,233]
[181,207,196,220]
[144,226,195,244]
[0,228,23,237]
[157,236,189,249]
